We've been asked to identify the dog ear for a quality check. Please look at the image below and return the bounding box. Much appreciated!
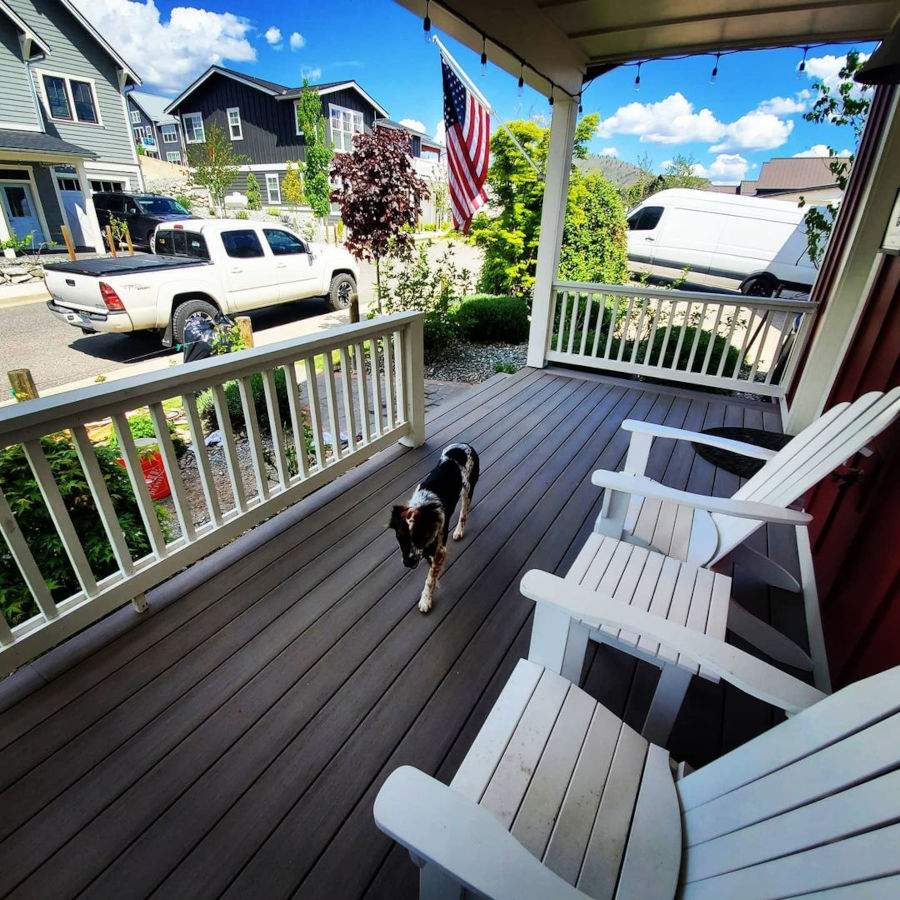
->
[388,504,407,530]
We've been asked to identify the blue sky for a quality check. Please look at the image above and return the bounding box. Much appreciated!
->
[76,0,876,184]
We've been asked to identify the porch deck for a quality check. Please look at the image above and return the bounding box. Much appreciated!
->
[0,367,808,900]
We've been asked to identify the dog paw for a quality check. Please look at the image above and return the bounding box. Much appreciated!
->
[418,595,432,613]
[452,527,464,541]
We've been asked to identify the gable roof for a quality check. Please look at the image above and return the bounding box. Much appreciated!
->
[128,90,178,125]
[166,66,389,118]
[0,0,50,56]
[55,0,141,85]
[755,156,844,192]
[372,117,442,149]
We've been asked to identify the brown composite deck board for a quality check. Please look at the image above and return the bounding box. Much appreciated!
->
[0,370,807,900]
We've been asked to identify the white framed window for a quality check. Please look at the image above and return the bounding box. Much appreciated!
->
[227,107,243,141]
[56,176,80,192]
[328,104,364,152]
[90,180,125,193]
[133,125,146,141]
[130,109,141,125]
[265,174,281,204]
[183,112,205,143]
[166,151,182,164]
[161,123,178,143]
[38,69,102,125]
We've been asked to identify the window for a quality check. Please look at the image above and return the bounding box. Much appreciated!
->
[90,180,125,193]
[70,80,98,123]
[166,151,182,164]
[43,75,71,120]
[155,229,209,259]
[183,112,205,143]
[136,196,189,215]
[161,124,178,144]
[57,177,80,192]
[227,107,243,141]
[130,109,141,125]
[133,126,146,141]
[328,105,364,152]
[265,174,281,204]
[628,206,664,231]
[0,168,29,180]
[263,229,306,255]
[222,229,264,258]
[93,193,125,212]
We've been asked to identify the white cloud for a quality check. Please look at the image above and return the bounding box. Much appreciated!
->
[792,144,853,158]
[398,118,426,133]
[707,153,750,183]
[804,53,869,90]
[434,120,446,144]
[710,111,793,153]
[264,26,282,48]
[595,92,725,144]
[71,0,256,94]
[755,91,810,115]
[301,65,322,81]
[600,146,618,157]
[289,31,305,51]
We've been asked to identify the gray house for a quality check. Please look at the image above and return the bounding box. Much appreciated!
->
[0,0,142,253]
[166,66,390,204]
[127,89,185,164]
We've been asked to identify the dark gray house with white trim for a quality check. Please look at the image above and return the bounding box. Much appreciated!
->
[126,90,185,164]
[0,0,142,253]
[165,66,394,203]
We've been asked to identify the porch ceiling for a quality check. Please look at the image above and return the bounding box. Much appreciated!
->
[394,0,899,93]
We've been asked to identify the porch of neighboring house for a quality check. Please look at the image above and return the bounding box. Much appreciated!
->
[0,365,809,900]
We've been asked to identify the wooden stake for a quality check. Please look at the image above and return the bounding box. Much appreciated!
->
[8,368,39,402]
[60,225,76,260]
[236,316,254,348]
[124,227,134,256]
[105,226,117,257]
[349,288,360,324]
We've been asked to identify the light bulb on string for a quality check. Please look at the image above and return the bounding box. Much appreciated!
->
[798,46,808,77]
[710,52,720,84]
[634,62,642,92]
[518,63,524,97]
[481,36,487,76]
[423,0,431,43]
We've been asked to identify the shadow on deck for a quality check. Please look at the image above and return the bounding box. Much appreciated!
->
[0,367,808,900]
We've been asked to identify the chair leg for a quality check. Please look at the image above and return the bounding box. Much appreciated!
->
[730,543,801,592]
[420,861,465,899]
[642,665,693,746]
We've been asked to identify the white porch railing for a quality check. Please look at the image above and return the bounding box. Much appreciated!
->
[0,311,424,676]
[547,282,818,398]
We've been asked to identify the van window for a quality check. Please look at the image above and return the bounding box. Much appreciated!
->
[222,229,264,258]
[628,206,664,231]
[155,229,210,259]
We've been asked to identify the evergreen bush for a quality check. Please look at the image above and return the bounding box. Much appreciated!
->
[196,368,291,434]
[452,294,529,343]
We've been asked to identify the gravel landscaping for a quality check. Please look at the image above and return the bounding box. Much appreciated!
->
[424,341,528,383]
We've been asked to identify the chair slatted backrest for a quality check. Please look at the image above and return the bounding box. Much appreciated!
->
[709,388,900,562]
[676,665,900,898]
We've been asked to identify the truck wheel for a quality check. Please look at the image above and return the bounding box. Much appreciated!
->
[328,274,356,311]
[172,299,218,345]
[740,275,778,297]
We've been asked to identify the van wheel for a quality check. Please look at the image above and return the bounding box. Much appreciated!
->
[172,299,218,345]
[328,274,356,311]
[741,275,778,297]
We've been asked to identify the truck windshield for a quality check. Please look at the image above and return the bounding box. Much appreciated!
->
[154,229,210,259]
[137,197,189,215]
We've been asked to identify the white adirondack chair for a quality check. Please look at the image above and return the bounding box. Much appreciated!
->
[375,574,900,900]
[592,388,900,672]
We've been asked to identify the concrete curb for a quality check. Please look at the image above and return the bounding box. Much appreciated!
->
[0,282,50,308]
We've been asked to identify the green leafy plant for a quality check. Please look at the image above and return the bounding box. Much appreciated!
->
[282,163,303,208]
[0,435,169,626]
[105,412,187,457]
[244,173,262,211]
[266,207,281,218]
[107,214,130,246]
[294,78,334,219]
[175,194,193,211]
[452,294,529,343]
[235,210,249,220]
[187,123,247,213]
[0,232,34,253]
[493,362,518,374]
[196,368,291,434]
[639,326,744,378]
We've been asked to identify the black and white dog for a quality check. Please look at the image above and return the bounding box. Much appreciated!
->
[389,443,480,613]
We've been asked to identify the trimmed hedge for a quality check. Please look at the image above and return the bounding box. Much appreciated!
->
[639,326,744,377]
[452,294,529,343]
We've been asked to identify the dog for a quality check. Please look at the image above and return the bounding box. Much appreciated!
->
[389,443,480,614]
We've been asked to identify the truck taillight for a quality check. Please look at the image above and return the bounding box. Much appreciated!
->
[99,281,125,311]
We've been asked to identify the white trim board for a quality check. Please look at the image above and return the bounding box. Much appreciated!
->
[0,122,42,132]
[81,160,142,175]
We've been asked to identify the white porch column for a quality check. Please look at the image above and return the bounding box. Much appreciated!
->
[74,158,104,253]
[526,96,578,369]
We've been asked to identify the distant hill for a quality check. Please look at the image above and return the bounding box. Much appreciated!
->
[574,156,646,190]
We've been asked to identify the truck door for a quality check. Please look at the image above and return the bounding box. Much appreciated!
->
[263,228,319,300]
[220,228,282,310]
[626,205,663,265]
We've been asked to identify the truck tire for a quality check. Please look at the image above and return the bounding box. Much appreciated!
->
[172,298,218,345]
[740,274,778,297]
[328,273,356,311]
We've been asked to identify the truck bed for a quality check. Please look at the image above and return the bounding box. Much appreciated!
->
[43,256,209,277]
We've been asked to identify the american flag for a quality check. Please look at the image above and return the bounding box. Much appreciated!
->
[442,56,490,232]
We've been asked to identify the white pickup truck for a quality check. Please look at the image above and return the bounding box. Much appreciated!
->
[45,219,360,345]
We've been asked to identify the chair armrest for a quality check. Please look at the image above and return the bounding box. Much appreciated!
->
[591,471,812,525]
[374,767,589,900]
[520,570,826,714]
[622,420,778,461]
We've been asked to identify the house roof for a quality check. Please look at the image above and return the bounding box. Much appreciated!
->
[0,128,96,157]
[0,0,50,56]
[372,118,442,148]
[755,156,844,192]
[574,155,646,189]
[166,66,389,118]
[128,90,178,125]
[55,0,141,85]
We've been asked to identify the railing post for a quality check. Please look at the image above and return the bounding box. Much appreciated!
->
[399,314,425,448]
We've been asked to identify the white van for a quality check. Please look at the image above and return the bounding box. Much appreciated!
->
[626,189,818,296]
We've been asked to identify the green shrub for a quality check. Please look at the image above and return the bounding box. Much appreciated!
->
[638,326,744,376]
[452,294,530,344]
[266,207,281,218]
[175,194,193,211]
[245,173,262,211]
[106,412,187,457]
[0,436,167,626]
[235,210,249,220]
[493,362,518,374]
[196,368,291,434]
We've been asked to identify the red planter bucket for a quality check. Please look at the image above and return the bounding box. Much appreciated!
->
[117,451,171,500]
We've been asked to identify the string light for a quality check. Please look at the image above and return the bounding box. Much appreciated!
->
[517,62,524,96]
[710,51,720,84]
[578,94,583,114]
[634,62,642,92]
[481,35,487,75]
[423,0,431,42]
[798,46,809,76]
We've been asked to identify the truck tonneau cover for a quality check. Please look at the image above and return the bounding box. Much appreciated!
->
[43,256,208,277]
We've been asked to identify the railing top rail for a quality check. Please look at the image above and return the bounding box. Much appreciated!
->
[551,281,819,314]
[0,311,423,446]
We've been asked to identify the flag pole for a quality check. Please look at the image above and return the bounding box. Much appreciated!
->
[433,35,543,177]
